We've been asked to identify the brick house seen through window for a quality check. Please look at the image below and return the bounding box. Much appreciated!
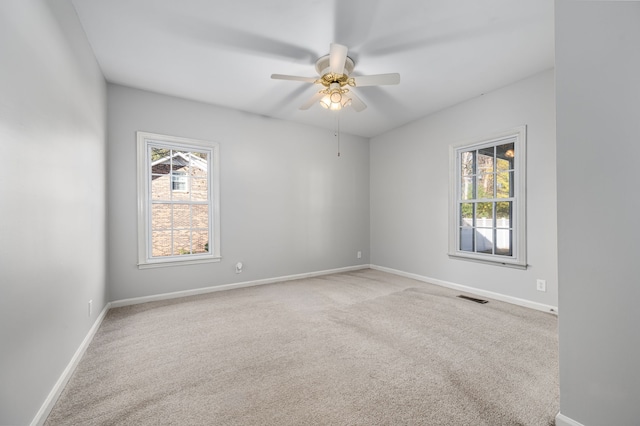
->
[150,151,209,257]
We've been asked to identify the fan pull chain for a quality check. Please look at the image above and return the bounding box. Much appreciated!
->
[335,112,341,157]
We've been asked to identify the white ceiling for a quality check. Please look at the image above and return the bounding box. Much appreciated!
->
[71,0,554,138]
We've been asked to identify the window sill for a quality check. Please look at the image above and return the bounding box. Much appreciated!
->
[448,252,527,270]
[138,256,222,269]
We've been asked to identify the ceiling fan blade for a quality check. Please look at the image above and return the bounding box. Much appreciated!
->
[300,92,325,110]
[348,91,367,112]
[329,43,348,75]
[271,74,318,83]
[334,0,379,49]
[270,84,313,113]
[358,18,525,58]
[181,20,317,64]
[352,73,401,87]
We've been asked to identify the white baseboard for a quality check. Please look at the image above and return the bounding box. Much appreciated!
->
[30,302,112,426]
[556,412,585,426]
[370,264,558,314]
[110,264,371,308]
[31,264,370,425]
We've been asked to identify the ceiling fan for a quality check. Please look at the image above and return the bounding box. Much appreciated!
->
[271,43,400,112]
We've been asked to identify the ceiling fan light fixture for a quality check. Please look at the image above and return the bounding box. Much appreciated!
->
[320,83,349,110]
[320,95,343,110]
[319,95,340,110]
[320,91,352,111]
[320,96,331,109]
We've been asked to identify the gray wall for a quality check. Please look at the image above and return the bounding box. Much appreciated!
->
[107,85,370,301]
[370,70,558,307]
[556,1,640,424]
[0,1,107,425]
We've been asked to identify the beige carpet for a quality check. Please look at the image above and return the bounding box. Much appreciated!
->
[45,269,558,425]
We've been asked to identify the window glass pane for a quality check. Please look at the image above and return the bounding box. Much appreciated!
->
[496,142,515,171]
[477,174,494,199]
[476,202,493,223]
[460,151,475,176]
[151,204,171,230]
[475,228,494,254]
[460,203,473,227]
[496,229,513,256]
[151,147,171,163]
[496,202,512,228]
[478,147,494,174]
[460,176,474,200]
[172,204,190,229]
[192,230,209,254]
[190,152,208,176]
[151,175,170,201]
[460,227,474,252]
[171,172,187,189]
[171,174,190,202]
[171,151,189,171]
[151,148,171,174]
[151,164,170,175]
[191,177,208,201]
[173,230,191,255]
[496,157,511,172]
[192,205,209,229]
[152,230,172,257]
[496,172,512,198]
[172,189,190,201]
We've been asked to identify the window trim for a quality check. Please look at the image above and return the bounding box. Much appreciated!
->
[448,126,527,269]
[136,131,221,269]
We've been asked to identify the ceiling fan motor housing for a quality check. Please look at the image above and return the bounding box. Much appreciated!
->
[315,55,355,87]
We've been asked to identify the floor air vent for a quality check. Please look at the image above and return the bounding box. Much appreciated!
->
[457,295,489,304]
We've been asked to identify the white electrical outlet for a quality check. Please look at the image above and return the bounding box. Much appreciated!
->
[88,300,93,317]
[536,279,546,292]
[357,251,362,259]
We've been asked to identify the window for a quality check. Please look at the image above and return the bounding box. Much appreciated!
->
[449,126,526,268]
[137,132,220,268]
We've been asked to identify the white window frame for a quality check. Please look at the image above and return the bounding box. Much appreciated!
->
[448,126,527,269]
[137,131,221,268]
